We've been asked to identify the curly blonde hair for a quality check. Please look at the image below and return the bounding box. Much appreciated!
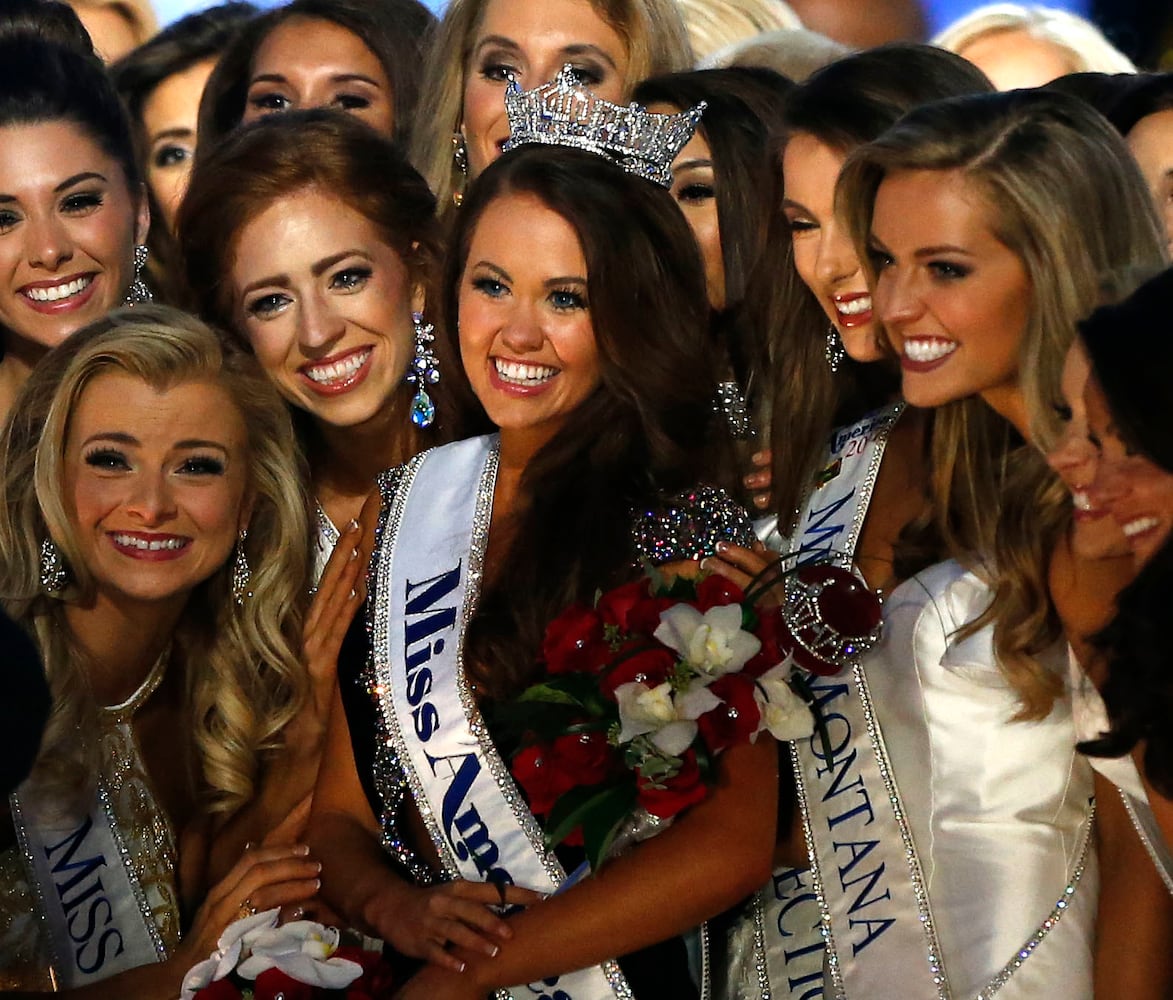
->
[839,90,1166,717]
[0,305,312,818]
[409,0,693,210]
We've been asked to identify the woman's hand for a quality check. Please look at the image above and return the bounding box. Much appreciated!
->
[366,878,544,973]
[703,541,785,605]
[392,962,483,1000]
[744,449,773,512]
[301,518,369,733]
[173,843,323,970]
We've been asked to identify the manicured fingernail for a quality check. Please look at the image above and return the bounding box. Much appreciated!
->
[699,557,712,572]
[349,546,360,561]
[313,878,321,889]
[243,841,256,852]
[489,945,500,957]
[754,494,769,508]
[348,588,357,600]
[715,541,729,553]
[347,519,360,532]
[314,861,323,873]
[294,844,310,855]
[457,961,467,974]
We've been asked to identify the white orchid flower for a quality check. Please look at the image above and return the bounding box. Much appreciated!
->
[654,603,761,680]
[754,665,815,742]
[237,919,362,988]
[179,908,280,1000]
[615,680,721,757]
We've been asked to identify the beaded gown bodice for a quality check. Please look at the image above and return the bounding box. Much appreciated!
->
[0,656,180,989]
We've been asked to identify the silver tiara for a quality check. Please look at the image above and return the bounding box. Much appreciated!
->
[502,64,705,188]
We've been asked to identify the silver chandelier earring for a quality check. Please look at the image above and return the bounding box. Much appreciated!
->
[39,537,68,595]
[825,323,846,373]
[406,312,440,429]
[231,528,251,605]
[451,132,469,208]
[124,244,153,306]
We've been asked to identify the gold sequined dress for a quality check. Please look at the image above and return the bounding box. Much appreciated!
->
[0,655,181,989]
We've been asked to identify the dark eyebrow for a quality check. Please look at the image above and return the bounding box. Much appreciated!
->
[240,250,372,297]
[174,439,229,453]
[150,127,193,143]
[248,72,289,86]
[472,35,521,59]
[82,431,137,447]
[0,171,109,205]
[544,276,587,288]
[329,73,380,86]
[469,260,511,282]
[559,43,619,71]
[914,245,973,259]
[674,158,712,172]
[55,172,107,193]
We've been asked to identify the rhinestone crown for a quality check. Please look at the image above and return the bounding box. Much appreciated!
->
[502,65,705,188]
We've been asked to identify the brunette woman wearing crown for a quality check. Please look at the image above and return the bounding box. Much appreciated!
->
[306,101,781,995]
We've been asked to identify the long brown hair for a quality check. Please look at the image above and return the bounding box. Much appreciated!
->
[840,90,1167,717]
[450,146,731,699]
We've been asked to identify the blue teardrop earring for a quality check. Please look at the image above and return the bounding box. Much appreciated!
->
[407,311,440,428]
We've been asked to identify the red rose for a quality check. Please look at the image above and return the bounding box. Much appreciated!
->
[626,594,675,635]
[694,574,746,611]
[600,644,676,700]
[551,731,616,786]
[596,579,652,631]
[195,980,244,1000]
[253,968,314,1000]
[743,606,786,678]
[512,742,575,816]
[542,604,609,674]
[696,674,762,752]
[335,947,396,999]
[637,750,709,819]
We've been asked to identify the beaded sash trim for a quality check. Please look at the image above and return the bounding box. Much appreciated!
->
[1119,789,1173,897]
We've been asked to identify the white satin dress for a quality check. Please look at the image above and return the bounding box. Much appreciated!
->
[865,559,1097,998]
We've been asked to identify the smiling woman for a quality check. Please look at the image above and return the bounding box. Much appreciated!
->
[180,110,467,580]
[0,306,319,996]
[0,33,149,423]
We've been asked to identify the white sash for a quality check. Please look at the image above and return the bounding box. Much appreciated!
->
[786,404,955,1000]
[10,784,166,987]
[372,435,633,1000]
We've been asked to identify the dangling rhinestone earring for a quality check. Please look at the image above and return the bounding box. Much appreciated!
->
[39,537,68,595]
[825,323,846,373]
[124,244,153,306]
[451,131,469,208]
[406,312,440,428]
[231,528,251,605]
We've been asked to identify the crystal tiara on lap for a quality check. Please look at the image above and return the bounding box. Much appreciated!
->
[502,64,705,188]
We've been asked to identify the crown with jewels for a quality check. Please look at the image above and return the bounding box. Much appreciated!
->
[502,64,705,188]
[780,565,883,673]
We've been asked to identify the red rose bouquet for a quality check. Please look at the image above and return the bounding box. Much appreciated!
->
[506,562,882,871]
[180,908,395,1000]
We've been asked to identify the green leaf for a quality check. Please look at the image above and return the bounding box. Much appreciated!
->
[545,783,624,848]
[582,783,639,872]
[517,682,588,707]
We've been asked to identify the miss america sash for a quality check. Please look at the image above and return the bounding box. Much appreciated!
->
[371,436,633,1000]
[784,403,955,1000]
[10,784,168,988]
